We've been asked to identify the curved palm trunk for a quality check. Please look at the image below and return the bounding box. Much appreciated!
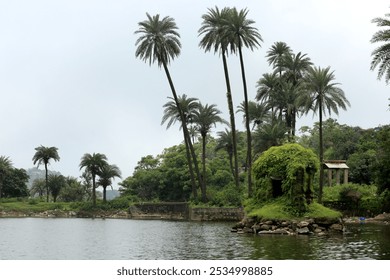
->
[184,129,198,199]
[318,95,324,204]
[45,162,49,202]
[162,61,203,195]
[238,44,253,197]
[222,49,240,189]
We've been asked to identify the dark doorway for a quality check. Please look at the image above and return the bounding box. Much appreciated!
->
[271,179,283,198]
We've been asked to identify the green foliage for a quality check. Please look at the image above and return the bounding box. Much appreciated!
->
[323,184,377,202]
[1,168,29,198]
[207,183,243,207]
[253,143,319,206]
[246,197,341,220]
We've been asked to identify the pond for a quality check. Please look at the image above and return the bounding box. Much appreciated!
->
[0,218,389,260]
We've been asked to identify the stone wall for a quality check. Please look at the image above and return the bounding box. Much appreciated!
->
[190,207,245,221]
[128,203,244,221]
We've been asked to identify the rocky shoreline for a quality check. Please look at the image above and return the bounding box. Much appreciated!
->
[0,209,130,219]
[232,217,344,236]
[231,213,390,236]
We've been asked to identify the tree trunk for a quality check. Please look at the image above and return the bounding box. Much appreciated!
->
[103,186,107,203]
[162,61,203,192]
[45,163,49,202]
[238,44,253,197]
[184,130,198,199]
[201,133,207,202]
[92,174,96,207]
[222,50,239,189]
[318,95,324,204]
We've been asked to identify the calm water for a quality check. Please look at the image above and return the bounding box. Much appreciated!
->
[0,218,389,260]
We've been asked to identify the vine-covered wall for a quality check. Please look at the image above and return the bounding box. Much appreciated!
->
[253,143,319,212]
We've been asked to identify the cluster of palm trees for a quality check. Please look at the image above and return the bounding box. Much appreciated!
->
[255,42,350,202]
[135,7,263,200]
[161,95,226,201]
[31,146,121,205]
[134,6,352,203]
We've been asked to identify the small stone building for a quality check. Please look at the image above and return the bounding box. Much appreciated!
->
[323,160,349,186]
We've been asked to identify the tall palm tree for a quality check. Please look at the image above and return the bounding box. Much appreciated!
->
[98,164,121,203]
[303,66,350,203]
[198,6,240,189]
[79,153,108,206]
[0,156,13,199]
[161,94,199,198]
[32,146,60,202]
[225,7,263,197]
[135,13,202,194]
[193,102,226,202]
[371,11,390,84]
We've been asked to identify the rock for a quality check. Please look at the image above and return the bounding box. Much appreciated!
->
[297,227,310,234]
[314,228,323,233]
[330,223,344,232]
[265,220,274,225]
[281,221,290,227]
[243,227,253,233]
[298,221,310,228]
[260,224,271,230]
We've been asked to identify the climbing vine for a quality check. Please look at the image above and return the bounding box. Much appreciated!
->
[253,143,319,212]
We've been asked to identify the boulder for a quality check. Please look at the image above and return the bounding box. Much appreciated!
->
[297,227,310,234]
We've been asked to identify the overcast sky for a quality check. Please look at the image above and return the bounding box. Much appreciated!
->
[1,0,389,186]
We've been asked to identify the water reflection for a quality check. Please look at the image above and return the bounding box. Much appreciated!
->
[0,218,388,260]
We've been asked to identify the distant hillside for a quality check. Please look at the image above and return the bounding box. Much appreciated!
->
[26,167,61,189]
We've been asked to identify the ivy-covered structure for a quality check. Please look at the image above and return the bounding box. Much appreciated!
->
[253,143,319,213]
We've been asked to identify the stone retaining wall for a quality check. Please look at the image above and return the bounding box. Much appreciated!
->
[128,203,244,221]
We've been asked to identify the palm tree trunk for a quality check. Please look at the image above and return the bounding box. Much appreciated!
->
[103,186,107,203]
[162,61,203,192]
[184,129,198,199]
[222,49,239,189]
[92,174,96,207]
[318,95,324,204]
[201,134,207,202]
[238,45,253,197]
[45,163,49,202]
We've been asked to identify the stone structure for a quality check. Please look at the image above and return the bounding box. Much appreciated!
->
[128,202,244,221]
[323,160,349,186]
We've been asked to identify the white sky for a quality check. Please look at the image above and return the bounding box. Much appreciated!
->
[1,0,389,186]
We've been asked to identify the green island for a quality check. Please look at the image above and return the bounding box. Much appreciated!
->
[1,7,390,237]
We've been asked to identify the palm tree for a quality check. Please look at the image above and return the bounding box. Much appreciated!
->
[266,41,292,76]
[371,11,390,84]
[135,13,203,194]
[193,102,226,202]
[215,129,235,178]
[31,178,46,198]
[0,156,13,199]
[225,7,263,197]
[303,66,350,203]
[97,164,121,203]
[253,119,287,155]
[79,153,108,206]
[32,146,60,202]
[161,94,199,198]
[198,6,240,189]
[237,100,269,131]
[47,174,66,202]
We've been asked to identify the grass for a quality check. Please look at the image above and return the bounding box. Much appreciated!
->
[246,198,342,220]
